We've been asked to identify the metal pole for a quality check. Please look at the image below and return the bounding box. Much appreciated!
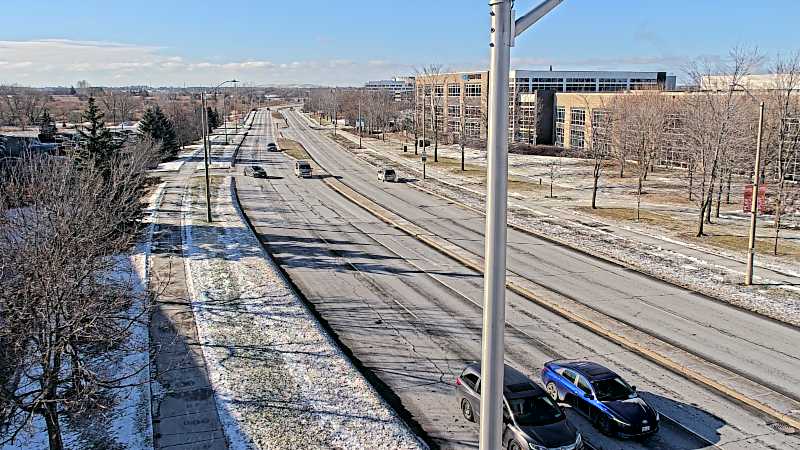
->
[479,1,512,448]
[358,92,363,148]
[235,81,239,134]
[745,101,765,285]
[333,88,337,135]
[223,93,229,145]
[202,93,212,222]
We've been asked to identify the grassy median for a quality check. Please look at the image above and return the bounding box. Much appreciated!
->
[277,138,312,161]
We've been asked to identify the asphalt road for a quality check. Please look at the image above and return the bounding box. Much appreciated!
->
[234,109,799,449]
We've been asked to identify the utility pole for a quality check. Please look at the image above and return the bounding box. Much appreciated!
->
[201,93,212,222]
[745,101,765,285]
[479,1,563,449]
[358,90,363,149]
[421,86,426,156]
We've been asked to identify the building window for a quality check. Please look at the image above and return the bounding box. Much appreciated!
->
[448,105,460,118]
[465,121,481,137]
[565,78,596,92]
[465,84,482,97]
[555,126,564,147]
[465,106,481,119]
[555,106,565,124]
[570,128,585,149]
[447,84,461,97]
[570,107,586,127]
[434,85,445,97]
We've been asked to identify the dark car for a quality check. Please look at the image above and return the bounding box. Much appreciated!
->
[456,363,583,450]
[267,142,279,152]
[244,165,267,178]
[541,361,659,438]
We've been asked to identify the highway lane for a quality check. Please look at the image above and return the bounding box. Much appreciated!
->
[233,109,797,449]
[280,108,800,408]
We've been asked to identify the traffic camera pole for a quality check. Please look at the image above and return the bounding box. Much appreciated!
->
[479,1,563,449]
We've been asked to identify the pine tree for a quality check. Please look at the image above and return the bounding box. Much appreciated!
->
[139,105,179,160]
[75,97,118,168]
[206,107,220,132]
[38,109,57,143]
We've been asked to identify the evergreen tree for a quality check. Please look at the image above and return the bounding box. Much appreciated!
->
[69,86,77,95]
[139,105,180,160]
[206,107,220,132]
[75,97,118,168]
[38,110,57,143]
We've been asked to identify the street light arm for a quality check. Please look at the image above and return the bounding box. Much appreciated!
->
[514,0,563,38]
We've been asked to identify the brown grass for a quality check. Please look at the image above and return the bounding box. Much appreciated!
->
[271,111,283,120]
[579,206,800,259]
[277,138,312,161]
[327,132,361,150]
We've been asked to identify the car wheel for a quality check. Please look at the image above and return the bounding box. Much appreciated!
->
[546,382,559,402]
[508,441,522,450]
[597,414,613,436]
[460,398,475,423]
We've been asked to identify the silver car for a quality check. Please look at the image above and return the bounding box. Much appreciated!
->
[456,363,583,450]
[377,167,397,182]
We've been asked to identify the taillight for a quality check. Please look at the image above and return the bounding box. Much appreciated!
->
[455,377,462,386]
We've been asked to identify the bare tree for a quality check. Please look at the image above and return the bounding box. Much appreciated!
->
[684,47,762,236]
[610,91,671,220]
[0,141,158,449]
[417,65,444,162]
[762,52,800,254]
[0,86,50,130]
[584,99,612,209]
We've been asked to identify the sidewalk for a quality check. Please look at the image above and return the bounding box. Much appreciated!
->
[149,180,228,450]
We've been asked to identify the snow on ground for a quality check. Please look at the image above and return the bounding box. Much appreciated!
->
[334,134,800,327]
[0,180,161,450]
[180,175,427,450]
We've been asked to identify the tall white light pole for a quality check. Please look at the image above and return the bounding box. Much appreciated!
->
[479,1,563,449]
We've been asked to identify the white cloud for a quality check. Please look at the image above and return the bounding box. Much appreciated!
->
[0,39,412,87]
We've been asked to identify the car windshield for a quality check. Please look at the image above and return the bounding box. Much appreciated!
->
[385,170,395,176]
[592,377,635,401]
[507,394,564,427]
[299,164,311,169]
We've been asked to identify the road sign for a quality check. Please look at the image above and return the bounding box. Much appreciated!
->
[421,149,427,162]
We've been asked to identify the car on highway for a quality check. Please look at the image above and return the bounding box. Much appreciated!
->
[294,160,312,178]
[541,360,659,438]
[244,165,267,178]
[267,142,279,152]
[377,167,397,182]
[456,363,583,450]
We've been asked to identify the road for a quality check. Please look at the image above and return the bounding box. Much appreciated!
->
[234,108,799,449]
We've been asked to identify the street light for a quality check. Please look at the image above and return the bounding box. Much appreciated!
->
[731,82,766,285]
[202,79,238,222]
[479,1,563,449]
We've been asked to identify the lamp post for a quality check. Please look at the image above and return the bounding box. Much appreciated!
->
[332,88,338,135]
[731,82,766,286]
[201,79,238,222]
[479,1,563,449]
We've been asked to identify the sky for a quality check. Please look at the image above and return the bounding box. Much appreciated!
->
[1,0,799,87]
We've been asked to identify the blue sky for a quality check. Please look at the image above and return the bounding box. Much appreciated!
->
[1,0,798,86]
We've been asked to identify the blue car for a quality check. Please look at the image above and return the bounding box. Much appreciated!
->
[541,361,659,438]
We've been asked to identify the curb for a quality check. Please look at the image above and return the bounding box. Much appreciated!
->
[320,175,800,433]
[231,176,432,450]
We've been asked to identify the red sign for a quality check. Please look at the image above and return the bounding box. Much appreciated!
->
[742,185,767,213]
